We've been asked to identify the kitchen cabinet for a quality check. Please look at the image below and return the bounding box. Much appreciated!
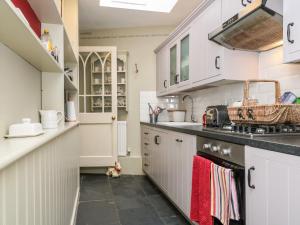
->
[141,125,196,218]
[221,0,251,23]
[168,28,191,90]
[283,0,300,63]
[156,0,258,97]
[245,146,300,225]
[156,45,169,95]
[190,0,258,86]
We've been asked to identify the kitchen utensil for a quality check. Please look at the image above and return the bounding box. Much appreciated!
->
[167,109,186,122]
[206,105,230,127]
[5,118,44,138]
[66,101,77,122]
[39,110,63,129]
[227,80,300,125]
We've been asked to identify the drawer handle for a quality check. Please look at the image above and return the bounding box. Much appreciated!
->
[144,132,149,135]
[154,135,160,145]
[241,0,247,6]
[144,163,149,167]
[144,143,149,146]
[287,22,295,44]
[144,153,149,156]
[248,166,255,189]
[176,139,183,143]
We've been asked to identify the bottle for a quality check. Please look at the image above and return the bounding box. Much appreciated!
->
[41,29,53,52]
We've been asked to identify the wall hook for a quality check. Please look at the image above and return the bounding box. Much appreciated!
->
[135,64,139,73]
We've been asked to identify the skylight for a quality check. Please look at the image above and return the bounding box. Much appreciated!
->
[99,0,178,13]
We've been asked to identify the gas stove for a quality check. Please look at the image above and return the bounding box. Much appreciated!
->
[203,124,300,137]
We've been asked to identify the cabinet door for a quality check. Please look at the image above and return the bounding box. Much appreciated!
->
[283,0,300,63]
[221,0,248,23]
[179,32,190,87]
[169,41,178,88]
[206,0,223,79]
[156,46,169,95]
[246,146,300,225]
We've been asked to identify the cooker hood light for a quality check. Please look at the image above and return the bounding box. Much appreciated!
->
[99,0,178,13]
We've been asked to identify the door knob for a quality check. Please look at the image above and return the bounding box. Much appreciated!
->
[112,115,116,120]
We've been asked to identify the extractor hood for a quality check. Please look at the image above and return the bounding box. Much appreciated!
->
[208,0,283,52]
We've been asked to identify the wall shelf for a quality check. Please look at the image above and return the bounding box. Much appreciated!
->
[28,0,78,63]
[0,0,63,73]
[64,74,78,91]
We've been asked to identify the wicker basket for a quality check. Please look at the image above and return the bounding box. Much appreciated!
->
[227,80,300,125]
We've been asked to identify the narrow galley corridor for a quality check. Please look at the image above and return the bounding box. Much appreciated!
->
[76,175,191,225]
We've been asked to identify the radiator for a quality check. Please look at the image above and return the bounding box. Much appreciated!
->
[118,121,127,156]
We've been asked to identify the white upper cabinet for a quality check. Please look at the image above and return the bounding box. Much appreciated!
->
[221,0,251,23]
[156,0,258,96]
[190,0,258,86]
[283,0,300,63]
[156,45,169,95]
[246,146,300,225]
[168,28,191,91]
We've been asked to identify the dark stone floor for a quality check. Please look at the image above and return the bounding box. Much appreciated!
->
[76,174,191,225]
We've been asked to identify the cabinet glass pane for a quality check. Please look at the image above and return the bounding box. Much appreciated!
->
[180,35,189,82]
[170,45,177,86]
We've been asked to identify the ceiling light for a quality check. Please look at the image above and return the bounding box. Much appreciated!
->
[99,0,178,13]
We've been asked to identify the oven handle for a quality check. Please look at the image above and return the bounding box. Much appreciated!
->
[248,166,255,189]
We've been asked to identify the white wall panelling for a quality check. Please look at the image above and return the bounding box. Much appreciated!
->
[0,126,80,225]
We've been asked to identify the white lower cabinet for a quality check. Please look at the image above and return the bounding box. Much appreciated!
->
[245,146,300,225]
[141,125,197,218]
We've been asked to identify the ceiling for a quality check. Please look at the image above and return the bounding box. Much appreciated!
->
[79,0,203,31]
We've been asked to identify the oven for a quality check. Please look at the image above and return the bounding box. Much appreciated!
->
[197,137,245,225]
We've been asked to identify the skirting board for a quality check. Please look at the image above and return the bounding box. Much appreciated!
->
[70,187,80,225]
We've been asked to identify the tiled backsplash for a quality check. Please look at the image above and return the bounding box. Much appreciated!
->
[182,47,300,123]
[140,91,180,122]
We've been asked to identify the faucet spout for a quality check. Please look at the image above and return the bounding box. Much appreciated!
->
[182,95,197,123]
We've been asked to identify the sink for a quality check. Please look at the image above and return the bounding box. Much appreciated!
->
[156,122,202,126]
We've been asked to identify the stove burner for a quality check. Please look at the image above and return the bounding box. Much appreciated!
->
[204,124,300,137]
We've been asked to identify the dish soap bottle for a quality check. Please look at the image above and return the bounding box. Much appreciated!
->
[41,29,53,52]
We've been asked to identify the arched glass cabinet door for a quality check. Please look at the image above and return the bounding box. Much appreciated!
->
[78,46,117,167]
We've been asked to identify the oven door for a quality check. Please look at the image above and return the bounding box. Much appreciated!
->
[197,151,245,225]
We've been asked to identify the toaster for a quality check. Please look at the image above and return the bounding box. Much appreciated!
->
[206,105,230,127]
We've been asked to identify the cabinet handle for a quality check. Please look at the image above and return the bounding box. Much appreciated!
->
[287,22,295,44]
[215,56,221,70]
[154,135,160,145]
[144,163,149,167]
[175,74,180,84]
[176,139,183,143]
[144,153,149,156]
[247,0,252,3]
[144,132,149,135]
[144,143,149,146]
[163,80,167,88]
[241,0,247,7]
[248,166,256,189]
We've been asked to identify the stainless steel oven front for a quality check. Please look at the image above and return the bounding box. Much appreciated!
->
[197,136,245,225]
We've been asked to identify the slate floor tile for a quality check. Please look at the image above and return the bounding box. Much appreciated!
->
[118,206,164,225]
[161,215,191,225]
[148,194,179,217]
[76,200,120,225]
[134,176,161,196]
[80,175,113,202]
[114,195,150,210]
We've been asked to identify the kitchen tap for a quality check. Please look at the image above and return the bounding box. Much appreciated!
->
[182,95,197,123]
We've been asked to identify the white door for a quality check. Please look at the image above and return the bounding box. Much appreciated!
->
[283,0,300,63]
[78,46,118,167]
[245,146,300,225]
